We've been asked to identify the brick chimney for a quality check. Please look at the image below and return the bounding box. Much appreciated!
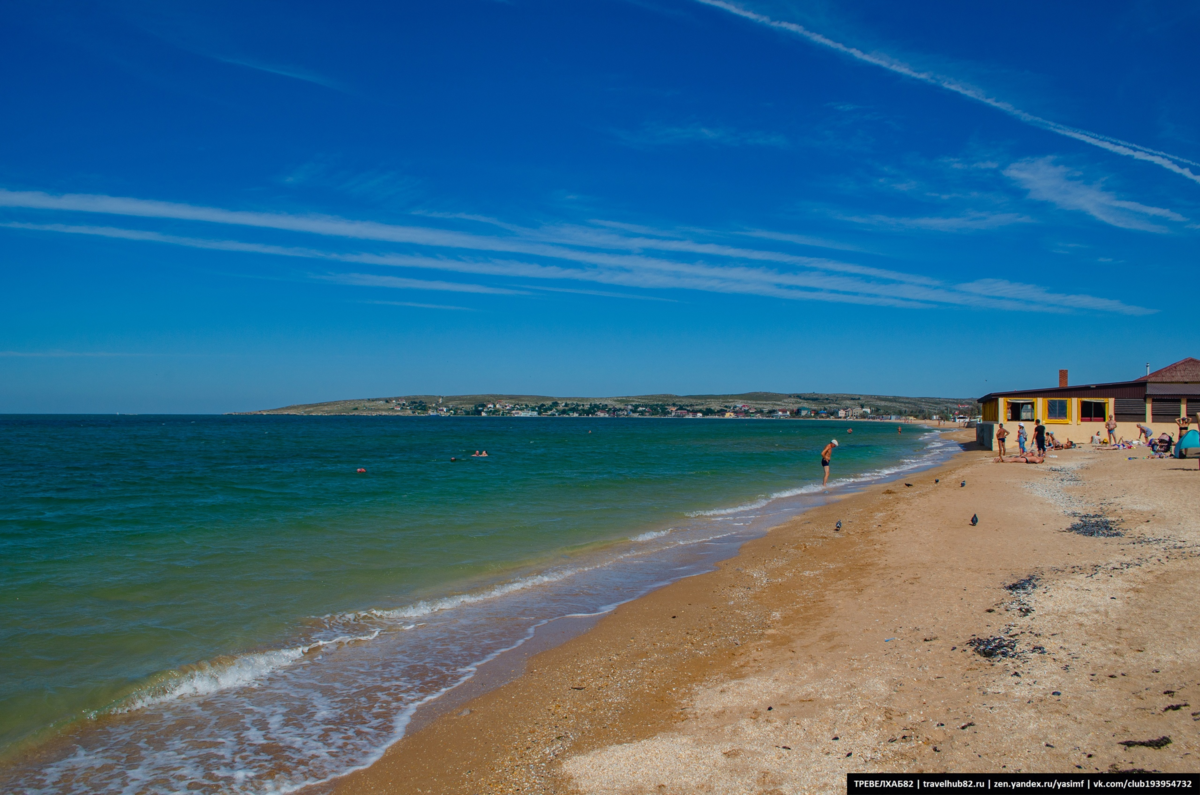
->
[1059,369,1068,387]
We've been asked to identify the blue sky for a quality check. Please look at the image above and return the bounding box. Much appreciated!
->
[1,0,1197,412]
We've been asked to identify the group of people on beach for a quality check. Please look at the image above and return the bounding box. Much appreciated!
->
[993,419,1051,463]
[994,412,1197,462]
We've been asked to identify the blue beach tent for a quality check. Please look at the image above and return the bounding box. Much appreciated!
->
[1175,429,1200,458]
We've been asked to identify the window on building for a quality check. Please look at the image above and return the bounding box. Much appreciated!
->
[1006,400,1034,421]
[1080,400,1107,422]
[1046,399,1069,421]
[982,400,998,422]
[1152,398,1182,423]
[1115,398,1145,423]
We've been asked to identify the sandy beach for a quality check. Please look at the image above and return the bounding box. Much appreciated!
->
[333,431,1200,794]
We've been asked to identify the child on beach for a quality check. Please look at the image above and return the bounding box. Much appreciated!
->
[1034,420,1046,455]
[1017,423,1027,453]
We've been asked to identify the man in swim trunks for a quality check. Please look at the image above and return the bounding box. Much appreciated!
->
[995,423,1009,457]
[821,439,838,486]
[1104,414,1117,444]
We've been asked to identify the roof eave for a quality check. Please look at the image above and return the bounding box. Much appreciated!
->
[977,379,1146,403]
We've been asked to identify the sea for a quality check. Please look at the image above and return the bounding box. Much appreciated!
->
[0,414,957,794]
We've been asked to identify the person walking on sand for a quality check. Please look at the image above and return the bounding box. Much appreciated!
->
[1034,419,1047,456]
[1017,422,1027,454]
[995,423,1009,457]
[821,439,838,486]
[1105,414,1117,444]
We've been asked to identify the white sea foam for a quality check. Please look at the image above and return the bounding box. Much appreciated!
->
[340,567,592,623]
[110,630,380,715]
[631,529,670,542]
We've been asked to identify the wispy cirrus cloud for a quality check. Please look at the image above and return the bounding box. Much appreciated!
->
[956,278,1155,315]
[732,228,868,253]
[212,56,346,92]
[280,159,421,203]
[318,273,526,295]
[527,286,680,302]
[0,189,935,285]
[359,300,475,311]
[0,188,1153,316]
[834,210,1033,232]
[0,350,150,357]
[1004,157,1189,232]
[691,0,1200,186]
[613,121,787,148]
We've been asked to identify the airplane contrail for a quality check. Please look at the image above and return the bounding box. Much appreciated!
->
[693,0,1200,186]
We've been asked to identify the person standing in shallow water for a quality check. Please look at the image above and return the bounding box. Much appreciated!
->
[821,439,838,486]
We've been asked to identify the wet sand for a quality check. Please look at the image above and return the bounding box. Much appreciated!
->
[334,433,1200,793]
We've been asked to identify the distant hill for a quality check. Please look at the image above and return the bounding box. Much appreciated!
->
[240,391,977,419]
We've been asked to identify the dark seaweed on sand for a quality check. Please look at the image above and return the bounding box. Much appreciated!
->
[1005,575,1040,594]
[1118,736,1171,749]
[1065,514,1123,538]
[967,636,1018,659]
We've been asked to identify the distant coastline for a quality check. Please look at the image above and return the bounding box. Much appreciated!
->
[236,391,977,421]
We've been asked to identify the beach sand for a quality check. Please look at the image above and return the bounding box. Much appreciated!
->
[333,433,1200,793]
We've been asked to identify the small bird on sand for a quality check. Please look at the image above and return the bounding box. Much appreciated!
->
[835,520,842,531]
[961,480,966,488]
[935,479,940,484]
[970,514,979,526]
[904,483,912,487]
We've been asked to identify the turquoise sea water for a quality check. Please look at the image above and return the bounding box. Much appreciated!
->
[0,415,953,793]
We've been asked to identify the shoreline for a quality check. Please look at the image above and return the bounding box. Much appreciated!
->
[0,421,953,794]
[325,432,973,794]
[333,433,1200,793]
[340,428,958,761]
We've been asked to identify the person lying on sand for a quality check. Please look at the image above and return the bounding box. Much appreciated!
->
[993,454,1045,464]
